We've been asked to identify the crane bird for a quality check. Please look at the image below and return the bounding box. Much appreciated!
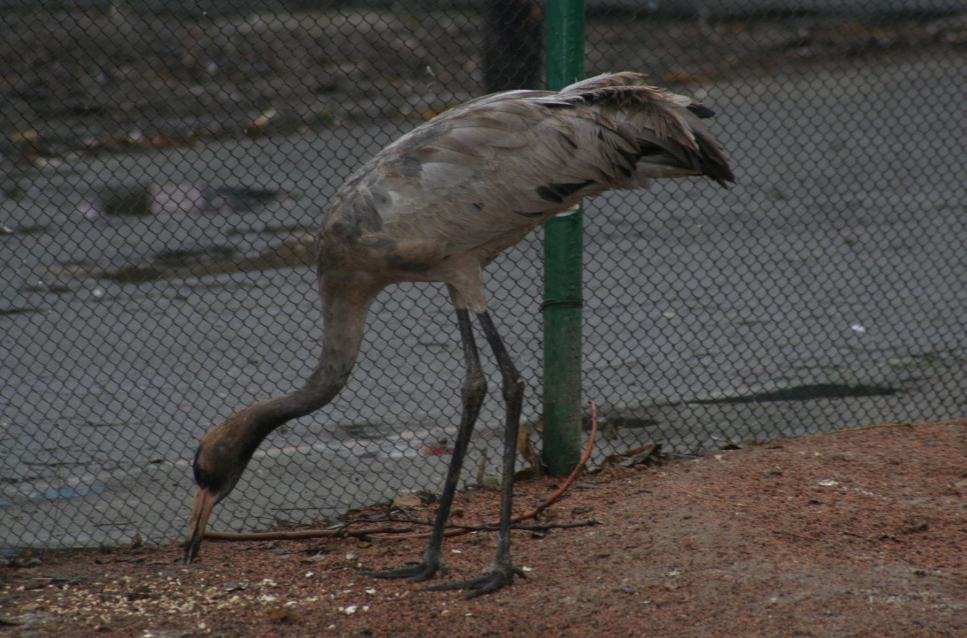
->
[184,72,734,597]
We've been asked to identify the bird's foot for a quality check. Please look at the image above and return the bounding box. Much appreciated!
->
[426,562,525,599]
[362,560,442,583]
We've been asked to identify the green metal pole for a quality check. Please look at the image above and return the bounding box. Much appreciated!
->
[542,0,585,476]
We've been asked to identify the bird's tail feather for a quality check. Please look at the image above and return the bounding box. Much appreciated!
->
[554,73,735,187]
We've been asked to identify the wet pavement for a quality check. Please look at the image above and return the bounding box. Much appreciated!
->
[2,47,967,552]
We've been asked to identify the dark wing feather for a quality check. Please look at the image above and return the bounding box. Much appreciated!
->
[324,73,734,264]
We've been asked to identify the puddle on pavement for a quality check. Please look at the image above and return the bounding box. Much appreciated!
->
[693,383,898,404]
[152,245,237,268]
[98,182,284,218]
[600,415,660,429]
[0,307,47,317]
[29,485,107,502]
[1,223,50,236]
[17,282,73,294]
[227,222,314,237]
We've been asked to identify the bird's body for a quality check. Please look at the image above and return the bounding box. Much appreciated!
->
[319,75,730,306]
[186,72,734,597]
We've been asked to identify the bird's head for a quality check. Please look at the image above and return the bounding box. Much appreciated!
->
[184,411,261,563]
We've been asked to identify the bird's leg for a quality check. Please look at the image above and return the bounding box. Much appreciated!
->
[428,310,525,598]
[364,308,486,583]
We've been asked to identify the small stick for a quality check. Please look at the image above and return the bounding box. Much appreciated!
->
[771,529,811,541]
[516,400,598,521]
[204,526,409,542]
[821,422,912,435]
[452,520,600,533]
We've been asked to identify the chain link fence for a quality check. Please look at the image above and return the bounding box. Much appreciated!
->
[3,1,967,553]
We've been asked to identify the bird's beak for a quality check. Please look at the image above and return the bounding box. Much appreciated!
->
[184,486,218,564]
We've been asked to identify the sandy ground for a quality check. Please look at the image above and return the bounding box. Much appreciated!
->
[3,420,966,637]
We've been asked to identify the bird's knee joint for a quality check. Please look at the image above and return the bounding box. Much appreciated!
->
[463,370,487,404]
[502,375,524,405]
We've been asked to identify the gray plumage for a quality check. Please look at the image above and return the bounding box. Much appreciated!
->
[185,72,734,597]
[319,72,732,309]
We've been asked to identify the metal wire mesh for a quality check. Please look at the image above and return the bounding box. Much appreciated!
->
[3,2,967,553]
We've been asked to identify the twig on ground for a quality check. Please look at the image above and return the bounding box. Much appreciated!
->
[515,401,599,521]
[376,518,600,533]
[204,526,409,542]
[822,422,912,435]
[455,520,600,533]
[771,529,812,541]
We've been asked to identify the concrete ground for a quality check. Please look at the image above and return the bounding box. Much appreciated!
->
[2,43,966,552]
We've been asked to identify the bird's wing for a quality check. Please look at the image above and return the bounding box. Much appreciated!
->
[547,71,734,187]
[327,73,733,263]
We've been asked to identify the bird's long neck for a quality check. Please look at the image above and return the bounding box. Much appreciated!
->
[230,275,378,456]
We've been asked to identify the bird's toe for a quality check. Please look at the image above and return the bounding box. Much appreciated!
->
[362,560,442,583]
[426,563,524,598]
